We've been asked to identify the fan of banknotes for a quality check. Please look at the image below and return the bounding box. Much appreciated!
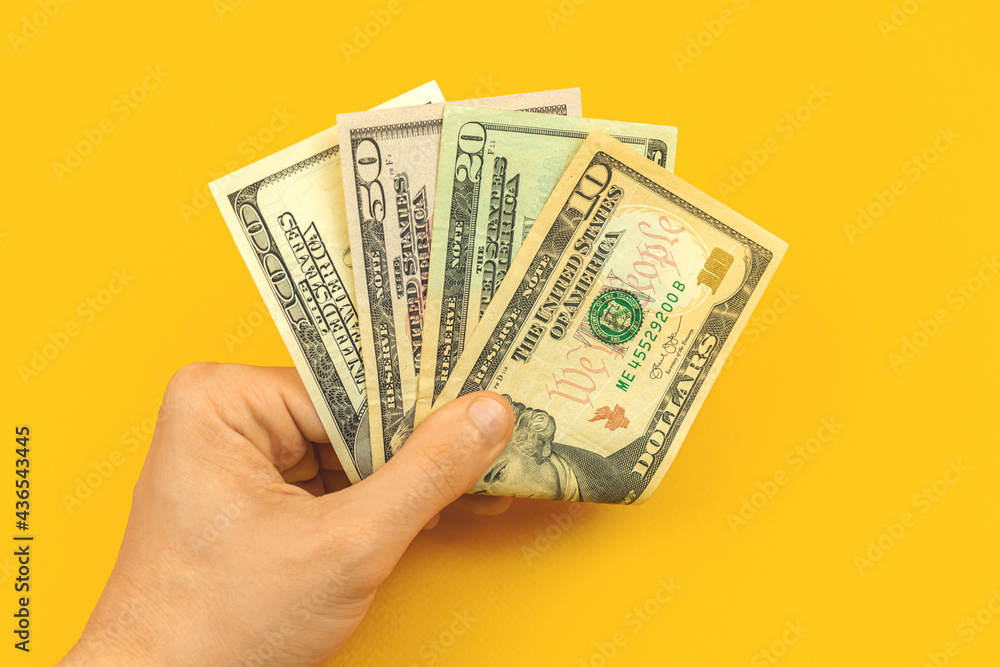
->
[210,81,786,505]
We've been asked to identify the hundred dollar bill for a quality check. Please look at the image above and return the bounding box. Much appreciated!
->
[432,130,787,504]
[416,106,678,424]
[209,81,445,483]
[337,89,582,469]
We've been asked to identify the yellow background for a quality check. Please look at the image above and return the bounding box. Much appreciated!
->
[4,0,999,664]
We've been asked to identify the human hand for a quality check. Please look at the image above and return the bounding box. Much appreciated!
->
[59,362,514,666]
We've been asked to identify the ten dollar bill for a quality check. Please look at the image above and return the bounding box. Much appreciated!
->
[432,130,787,504]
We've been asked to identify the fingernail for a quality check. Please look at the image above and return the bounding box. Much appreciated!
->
[467,397,510,444]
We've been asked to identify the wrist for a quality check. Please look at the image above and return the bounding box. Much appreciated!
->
[60,631,169,667]
[59,593,175,667]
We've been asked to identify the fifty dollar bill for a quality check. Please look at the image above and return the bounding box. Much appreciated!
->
[416,106,678,424]
[210,81,445,482]
[432,130,787,504]
[337,89,582,470]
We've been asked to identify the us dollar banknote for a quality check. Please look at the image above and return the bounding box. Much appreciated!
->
[209,81,445,483]
[416,106,678,424]
[431,130,787,504]
[337,89,582,469]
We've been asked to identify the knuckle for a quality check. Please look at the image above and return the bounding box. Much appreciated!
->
[160,362,221,425]
[167,361,218,385]
[164,362,219,399]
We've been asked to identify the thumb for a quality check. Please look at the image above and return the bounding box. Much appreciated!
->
[346,392,513,544]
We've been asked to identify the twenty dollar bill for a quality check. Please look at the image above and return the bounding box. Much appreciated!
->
[432,130,787,504]
[416,106,678,424]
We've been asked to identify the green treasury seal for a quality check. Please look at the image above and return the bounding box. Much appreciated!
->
[589,289,643,345]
